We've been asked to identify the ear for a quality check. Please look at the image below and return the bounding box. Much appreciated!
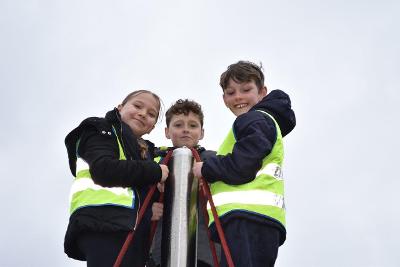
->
[165,127,171,139]
[117,104,123,112]
[199,128,204,140]
[222,93,229,108]
[260,86,267,98]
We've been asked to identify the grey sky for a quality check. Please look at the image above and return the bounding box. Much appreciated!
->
[1,0,399,266]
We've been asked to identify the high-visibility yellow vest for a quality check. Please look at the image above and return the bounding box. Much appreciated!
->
[207,110,286,227]
[69,126,135,214]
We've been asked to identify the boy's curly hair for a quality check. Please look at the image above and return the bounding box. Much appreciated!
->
[165,99,204,127]
[220,60,265,90]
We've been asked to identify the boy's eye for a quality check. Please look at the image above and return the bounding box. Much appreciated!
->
[190,123,199,128]
[148,112,157,118]
[174,123,182,127]
[224,89,235,96]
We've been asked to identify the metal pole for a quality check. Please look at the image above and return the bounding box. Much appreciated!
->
[161,147,198,267]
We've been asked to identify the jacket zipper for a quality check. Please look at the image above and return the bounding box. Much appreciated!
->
[117,121,140,230]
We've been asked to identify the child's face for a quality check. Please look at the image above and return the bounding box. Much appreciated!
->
[223,78,266,116]
[118,93,159,137]
[165,112,204,148]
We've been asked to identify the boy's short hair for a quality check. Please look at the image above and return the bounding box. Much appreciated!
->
[220,60,265,90]
[165,99,204,127]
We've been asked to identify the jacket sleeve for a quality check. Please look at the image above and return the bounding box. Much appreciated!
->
[79,126,162,188]
[200,150,216,161]
[201,111,277,185]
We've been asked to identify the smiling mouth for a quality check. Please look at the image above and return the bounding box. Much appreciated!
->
[235,103,248,109]
[133,118,145,126]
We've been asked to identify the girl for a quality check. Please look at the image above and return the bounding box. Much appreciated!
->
[64,90,169,267]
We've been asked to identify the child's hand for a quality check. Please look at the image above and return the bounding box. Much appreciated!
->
[151,202,163,221]
[157,182,165,193]
[159,164,169,182]
[192,162,203,178]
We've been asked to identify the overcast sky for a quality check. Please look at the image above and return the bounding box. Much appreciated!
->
[1,0,399,266]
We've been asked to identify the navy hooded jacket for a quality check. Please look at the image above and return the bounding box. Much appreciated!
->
[201,89,296,244]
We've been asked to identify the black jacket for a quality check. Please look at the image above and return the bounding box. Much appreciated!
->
[201,89,296,245]
[64,109,162,260]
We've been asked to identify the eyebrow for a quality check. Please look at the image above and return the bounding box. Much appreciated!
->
[134,100,157,112]
[172,119,200,123]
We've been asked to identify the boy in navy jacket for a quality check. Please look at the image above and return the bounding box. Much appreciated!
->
[193,61,296,267]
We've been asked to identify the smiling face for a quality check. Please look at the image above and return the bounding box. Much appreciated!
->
[165,112,204,148]
[223,78,267,116]
[117,92,160,137]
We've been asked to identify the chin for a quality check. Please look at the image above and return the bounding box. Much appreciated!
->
[238,109,250,115]
[176,142,192,148]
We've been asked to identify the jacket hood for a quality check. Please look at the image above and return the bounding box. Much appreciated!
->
[64,110,118,176]
[105,108,121,125]
[251,89,296,137]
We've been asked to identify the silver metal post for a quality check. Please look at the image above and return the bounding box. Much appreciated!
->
[161,147,198,267]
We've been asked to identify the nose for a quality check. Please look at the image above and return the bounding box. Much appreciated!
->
[234,92,243,101]
[138,110,146,118]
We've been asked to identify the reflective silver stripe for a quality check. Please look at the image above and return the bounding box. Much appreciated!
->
[69,178,131,202]
[256,163,283,180]
[76,158,90,173]
[207,190,284,210]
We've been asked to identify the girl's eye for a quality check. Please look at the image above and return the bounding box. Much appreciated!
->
[148,112,156,118]
[134,104,141,109]
[174,123,182,127]
[190,123,199,128]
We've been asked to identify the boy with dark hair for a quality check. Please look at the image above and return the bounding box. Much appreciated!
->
[193,61,296,266]
[149,99,220,267]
